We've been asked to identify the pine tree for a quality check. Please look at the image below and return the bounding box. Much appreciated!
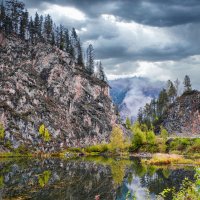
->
[137,108,143,124]
[77,39,84,66]
[174,78,180,97]
[183,75,192,92]
[70,27,78,60]
[39,15,43,39]
[64,28,70,53]
[6,0,24,33]
[55,25,59,47]
[166,80,176,103]
[43,14,52,42]
[86,44,94,75]
[125,117,131,129]
[59,24,65,50]
[0,1,6,31]
[19,9,28,39]
[157,89,168,117]
[28,17,34,43]
[34,12,40,40]
[96,61,106,81]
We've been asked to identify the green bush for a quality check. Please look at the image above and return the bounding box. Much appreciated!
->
[160,126,168,141]
[146,130,156,145]
[187,139,200,153]
[0,123,5,140]
[169,138,191,152]
[38,124,51,142]
[109,126,126,152]
[68,147,83,153]
[131,122,146,151]
[85,144,108,153]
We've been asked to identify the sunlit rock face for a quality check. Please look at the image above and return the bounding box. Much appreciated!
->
[0,33,118,152]
[163,91,200,135]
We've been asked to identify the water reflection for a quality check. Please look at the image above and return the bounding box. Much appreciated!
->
[0,157,195,200]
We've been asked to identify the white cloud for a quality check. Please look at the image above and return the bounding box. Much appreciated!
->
[43,4,86,21]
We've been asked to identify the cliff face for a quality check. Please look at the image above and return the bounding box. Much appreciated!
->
[0,33,117,152]
[163,91,200,136]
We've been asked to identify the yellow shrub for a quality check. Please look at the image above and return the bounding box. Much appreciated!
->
[38,124,51,142]
[109,126,126,152]
[0,123,5,140]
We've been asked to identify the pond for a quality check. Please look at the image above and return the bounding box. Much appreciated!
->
[0,156,195,200]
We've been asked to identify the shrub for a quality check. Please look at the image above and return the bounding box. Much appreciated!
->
[109,126,126,152]
[125,117,131,129]
[38,124,51,142]
[131,122,146,151]
[85,144,108,153]
[69,147,82,153]
[0,123,5,140]
[169,138,191,152]
[187,139,200,153]
[146,130,156,145]
[160,126,168,141]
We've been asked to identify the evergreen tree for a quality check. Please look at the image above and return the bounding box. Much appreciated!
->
[19,9,28,39]
[6,0,24,33]
[137,108,143,124]
[157,89,168,117]
[59,24,65,50]
[28,17,34,43]
[70,27,78,60]
[77,39,84,66]
[43,14,52,42]
[96,61,106,81]
[166,80,176,103]
[0,1,6,31]
[86,44,94,75]
[55,25,59,47]
[183,75,192,92]
[174,78,180,97]
[125,117,131,129]
[34,12,40,40]
[64,28,70,53]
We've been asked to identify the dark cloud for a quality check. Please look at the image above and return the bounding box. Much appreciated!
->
[21,0,200,84]
[22,0,200,27]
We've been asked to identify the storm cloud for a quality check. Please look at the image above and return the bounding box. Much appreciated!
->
[22,0,200,89]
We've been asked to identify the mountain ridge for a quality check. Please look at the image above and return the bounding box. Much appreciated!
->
[0,32,118,152]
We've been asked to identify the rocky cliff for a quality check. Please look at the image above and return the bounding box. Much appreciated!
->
[163,91,200,136]
[0,32,117,152]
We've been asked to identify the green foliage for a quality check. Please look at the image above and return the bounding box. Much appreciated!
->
[14,144,29,154]
[85,144,108,153]
[109,126,126,152]
[0,123,5,140]
[187,139,200,153]
[160,126,168,141]
[38,170,51,187]
[158,168,200,200]
[68,147,83,153]
[131,122,146,151]
[0,175,4,188]
[183,75,192,92]
[38,124,51,142]
[146,130,156,145]
[4,141,12,149]
[137,76,193,132]
[125,117,131,129]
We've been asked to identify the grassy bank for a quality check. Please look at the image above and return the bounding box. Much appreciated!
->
[142,153,200,165]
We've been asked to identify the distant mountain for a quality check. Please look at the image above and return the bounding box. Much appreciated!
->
[109,77,164,121]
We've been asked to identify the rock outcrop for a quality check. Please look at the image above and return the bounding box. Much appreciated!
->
[163,91,200,136]
[0,33,117,152]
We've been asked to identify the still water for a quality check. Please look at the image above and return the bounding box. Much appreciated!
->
[0,156,195,200]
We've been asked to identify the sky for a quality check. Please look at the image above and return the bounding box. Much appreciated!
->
[22,0,200,89]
